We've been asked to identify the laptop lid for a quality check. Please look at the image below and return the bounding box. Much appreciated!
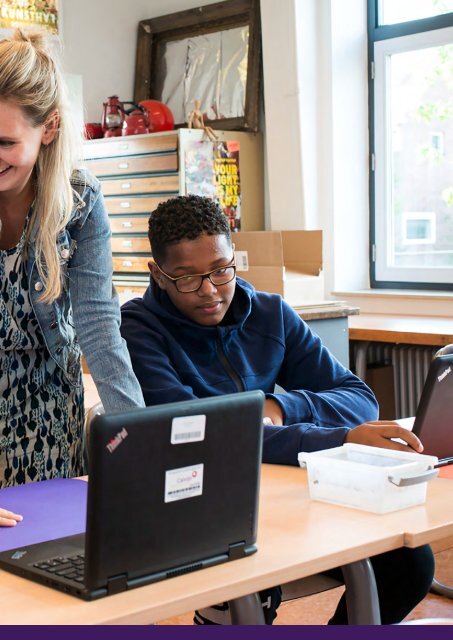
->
[412,352,453,462]
[84,390,264,591]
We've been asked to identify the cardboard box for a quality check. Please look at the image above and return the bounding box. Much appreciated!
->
[233,230,324,306]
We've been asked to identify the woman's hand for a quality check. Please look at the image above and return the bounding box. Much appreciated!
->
[0,507,23,527]
[345,420,423,453]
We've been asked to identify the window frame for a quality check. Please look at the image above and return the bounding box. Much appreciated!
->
[368,1,453,290]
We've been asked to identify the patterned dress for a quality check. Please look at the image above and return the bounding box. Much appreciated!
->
[0,227,84,488]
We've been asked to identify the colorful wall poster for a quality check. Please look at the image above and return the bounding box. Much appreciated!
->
[185,140,241,231]
[0,1,59,35]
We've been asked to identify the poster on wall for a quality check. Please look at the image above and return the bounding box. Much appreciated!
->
[0,0,59,35]
[185,140,241,231]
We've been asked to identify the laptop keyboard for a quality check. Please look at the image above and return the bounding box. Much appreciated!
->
[33,554,85,583]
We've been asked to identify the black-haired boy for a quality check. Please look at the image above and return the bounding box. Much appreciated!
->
[120,195,434,624]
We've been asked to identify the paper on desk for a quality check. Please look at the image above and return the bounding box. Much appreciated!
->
[0,478,87,552]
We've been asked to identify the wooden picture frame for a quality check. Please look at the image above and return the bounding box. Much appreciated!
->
[134,0,261,132]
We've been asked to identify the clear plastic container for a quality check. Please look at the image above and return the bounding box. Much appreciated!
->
[298,443,438,513]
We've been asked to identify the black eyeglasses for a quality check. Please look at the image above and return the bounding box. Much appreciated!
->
[154,258,236,293]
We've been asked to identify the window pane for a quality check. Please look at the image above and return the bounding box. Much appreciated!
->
[389,43,453,269]
[379,0,453,26]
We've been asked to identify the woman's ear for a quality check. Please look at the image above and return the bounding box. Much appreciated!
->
[41,110,59,145]
[149,260,166,290]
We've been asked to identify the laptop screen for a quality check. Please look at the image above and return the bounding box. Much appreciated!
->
[412,353,453,461]
[84,390,264,590]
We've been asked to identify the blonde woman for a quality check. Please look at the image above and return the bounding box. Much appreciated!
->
[0,30,144,525]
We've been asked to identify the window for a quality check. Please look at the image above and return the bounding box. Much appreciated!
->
[402,211,436,245]
[368,1,453,288]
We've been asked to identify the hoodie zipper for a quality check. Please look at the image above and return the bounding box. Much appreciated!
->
[216,336,245,392]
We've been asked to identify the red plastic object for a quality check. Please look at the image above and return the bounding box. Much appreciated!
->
[84,122,103,140]
[139,100,174,132]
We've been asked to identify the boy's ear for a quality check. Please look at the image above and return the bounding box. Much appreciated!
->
[149,260,166,290]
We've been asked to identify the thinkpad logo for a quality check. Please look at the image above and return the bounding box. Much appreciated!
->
[106,427,128,453]
[438,366,451,383]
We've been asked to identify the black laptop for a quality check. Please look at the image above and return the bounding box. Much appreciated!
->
[412,348,453,465]
[0,390,264,600]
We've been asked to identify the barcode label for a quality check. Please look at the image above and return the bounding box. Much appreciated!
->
[171,415,206,444]
[165,464,204,503]
[234,250,249,272]
[173,431,202,441]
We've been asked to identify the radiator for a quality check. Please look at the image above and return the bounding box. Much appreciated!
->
[351,342,438,418]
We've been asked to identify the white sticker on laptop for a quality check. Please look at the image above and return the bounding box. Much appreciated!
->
[234,250,249,272]
[165,464,204,503]
[171,415,206,444]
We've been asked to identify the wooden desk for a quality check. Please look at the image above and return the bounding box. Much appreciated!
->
[1,464,452,625]
[349,314,453,347]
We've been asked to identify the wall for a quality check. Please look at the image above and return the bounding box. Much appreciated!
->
[60,0,372,300]
[261,0,370,296]
[61,0,218,124]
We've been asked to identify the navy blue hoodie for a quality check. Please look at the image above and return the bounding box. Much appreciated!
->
[120,277,378,465]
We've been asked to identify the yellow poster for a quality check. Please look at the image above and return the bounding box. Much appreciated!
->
[0,1,59,35]
[185,140,242,232]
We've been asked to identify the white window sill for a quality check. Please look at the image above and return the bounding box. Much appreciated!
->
[332,289,453,318]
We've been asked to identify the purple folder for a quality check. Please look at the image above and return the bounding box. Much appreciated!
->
[0,478,87,552]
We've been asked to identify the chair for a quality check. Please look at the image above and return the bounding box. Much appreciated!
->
[281,574,343,600]
[430,578,453,599]
[281,558,381,625]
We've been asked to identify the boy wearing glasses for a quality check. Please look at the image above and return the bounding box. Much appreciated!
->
[120,194,434,625]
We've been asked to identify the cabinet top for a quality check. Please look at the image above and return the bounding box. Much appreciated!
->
[82,128,262,160]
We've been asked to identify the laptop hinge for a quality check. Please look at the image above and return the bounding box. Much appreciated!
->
[228,541,246,560]
[107,573,128,595]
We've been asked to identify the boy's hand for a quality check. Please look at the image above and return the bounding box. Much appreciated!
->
[264,398,284,426]
[345,420,423,453]
[0,507,23,527]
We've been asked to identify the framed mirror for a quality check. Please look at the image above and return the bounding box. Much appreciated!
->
[134,0,261,132]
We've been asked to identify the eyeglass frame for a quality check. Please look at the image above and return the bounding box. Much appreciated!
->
[152,256,236,293]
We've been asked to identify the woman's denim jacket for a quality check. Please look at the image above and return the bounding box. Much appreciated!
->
[26,169,145,412]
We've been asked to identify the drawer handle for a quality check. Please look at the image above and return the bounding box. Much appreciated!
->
[121,182,131,190]
[120,201,131,208]
[118,162,129,169]
[122,221,133,228]
[118,143,129,150]
[122,240,133,248]
[122,260,133,267]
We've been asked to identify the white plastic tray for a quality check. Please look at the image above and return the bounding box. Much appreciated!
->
[298,443,438,513]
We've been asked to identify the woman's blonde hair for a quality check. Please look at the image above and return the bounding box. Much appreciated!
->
[0,29,82,302]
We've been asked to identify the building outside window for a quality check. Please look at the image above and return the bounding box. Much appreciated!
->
[368,0,453,288]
